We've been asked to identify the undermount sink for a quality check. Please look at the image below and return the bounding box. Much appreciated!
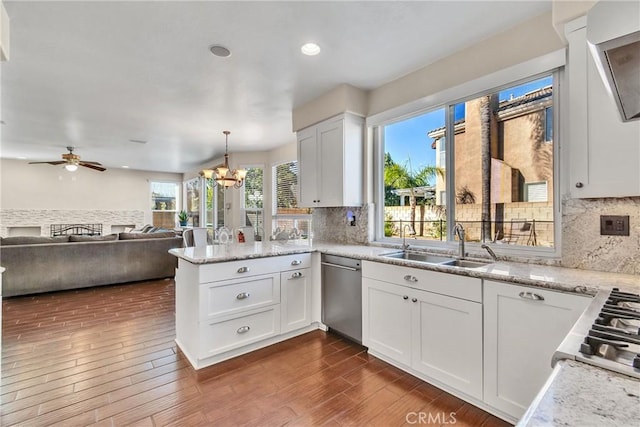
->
[381,251,491,269]
[440,259,491,268]
[382,251,454,264]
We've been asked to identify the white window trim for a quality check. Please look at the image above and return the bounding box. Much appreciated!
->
[372,65,563,259]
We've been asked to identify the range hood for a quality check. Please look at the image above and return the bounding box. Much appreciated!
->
[587,1,640,122]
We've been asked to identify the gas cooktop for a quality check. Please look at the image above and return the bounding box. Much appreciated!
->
[554,287,640,379]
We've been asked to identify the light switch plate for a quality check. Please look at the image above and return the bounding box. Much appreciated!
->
[600,215,630,236]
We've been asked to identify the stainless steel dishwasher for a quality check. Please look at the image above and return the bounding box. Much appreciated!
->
[321,254,362,343]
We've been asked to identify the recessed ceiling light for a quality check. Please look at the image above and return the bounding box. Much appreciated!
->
[209,45,231,58]
[301,43,321,56]
[17,156,26,160]
[122,165,130,169]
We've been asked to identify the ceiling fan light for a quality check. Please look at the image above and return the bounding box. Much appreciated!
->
[64,164,78,172]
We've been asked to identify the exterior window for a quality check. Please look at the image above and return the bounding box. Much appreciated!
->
[545,106,553,143]
[242,166,264,240]
[452,76,553,246]
[524,181,548,202]
[184,178,200,227]
[383,108,447,241]
[272,161,310,240]
[378,74,556,250]
[151,182,180,228]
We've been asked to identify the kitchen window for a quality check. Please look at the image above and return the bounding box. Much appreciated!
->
[376,73,558,252]
[272,161,310,240]
[242,166,264,240]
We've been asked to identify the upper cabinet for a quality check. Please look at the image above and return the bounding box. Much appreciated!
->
[565,17,640,198]
[297,113,364,207]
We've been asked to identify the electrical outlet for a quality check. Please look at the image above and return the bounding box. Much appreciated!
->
[600,215,630,236]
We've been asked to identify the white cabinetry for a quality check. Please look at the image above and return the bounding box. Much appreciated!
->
[297,113,364,207]
[281,268,312,333]
[483,280,590,420]
[175,253,313,369]
[565,17,640,198]
[362,261,483,400]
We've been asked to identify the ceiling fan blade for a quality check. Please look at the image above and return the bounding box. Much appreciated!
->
[28,161,66,165]
[80,162,106,172]
[80,160,102,165]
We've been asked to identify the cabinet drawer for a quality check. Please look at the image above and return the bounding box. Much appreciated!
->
[199,306,281,357]
[362,261,481,302]
[199,273,280,320]
[199,253,311,283]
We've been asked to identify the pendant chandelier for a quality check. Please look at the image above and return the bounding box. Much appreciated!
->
[200,131,247,188]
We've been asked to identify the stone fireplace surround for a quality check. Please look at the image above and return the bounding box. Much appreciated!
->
[0,209,145,237]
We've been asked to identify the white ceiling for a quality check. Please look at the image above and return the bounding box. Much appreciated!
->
[1,1,551,173]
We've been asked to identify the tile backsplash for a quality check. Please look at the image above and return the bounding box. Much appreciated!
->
[312,205,372,245]
[561,197,639,275]
[313,198,639,275]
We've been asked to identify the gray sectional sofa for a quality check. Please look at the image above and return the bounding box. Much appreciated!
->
[0,232,183,297]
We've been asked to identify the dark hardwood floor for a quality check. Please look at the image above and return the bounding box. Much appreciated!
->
[1,279,511,426]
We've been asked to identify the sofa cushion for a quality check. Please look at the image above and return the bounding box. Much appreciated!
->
[119,231,176,240]
[69,234,119,242]
[0,236,70,245]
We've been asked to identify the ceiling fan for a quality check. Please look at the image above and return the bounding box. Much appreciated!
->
[29,146,106,172]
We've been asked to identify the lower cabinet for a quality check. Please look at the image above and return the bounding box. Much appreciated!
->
[199,305,281,357]
[483,280,591,419]
[175,254,313,369]
[281,268,311,333]
[363,279,413,365]
[363,265,483,400]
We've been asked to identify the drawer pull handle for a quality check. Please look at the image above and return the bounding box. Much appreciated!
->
[237,267,250,273]
[237,326,251,334]
[404,275,418,282]
[291,259,302,266]
[289,272,303,280]
[236,292,250,300]
[412,297,418,303]
[403,295,409,300]
[519,291,544,301]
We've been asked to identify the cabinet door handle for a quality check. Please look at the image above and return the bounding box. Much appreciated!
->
[237,326,251,334]
[237,266,250,273]
[289,272,303,280]
[411,297,418,303]
[404,275,418,282]
[236,292,250,300]
[575,182,584,188]
[291,259,302,266]
[519,291,545,301]
[403,295,409,300]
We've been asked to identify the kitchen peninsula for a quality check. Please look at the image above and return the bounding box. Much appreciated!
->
[170,241,639,425]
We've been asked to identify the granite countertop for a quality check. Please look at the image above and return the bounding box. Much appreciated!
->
[170,241,639,295]
[518,360,640,427]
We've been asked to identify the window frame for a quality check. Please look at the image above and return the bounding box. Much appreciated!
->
[372,67,563,259]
